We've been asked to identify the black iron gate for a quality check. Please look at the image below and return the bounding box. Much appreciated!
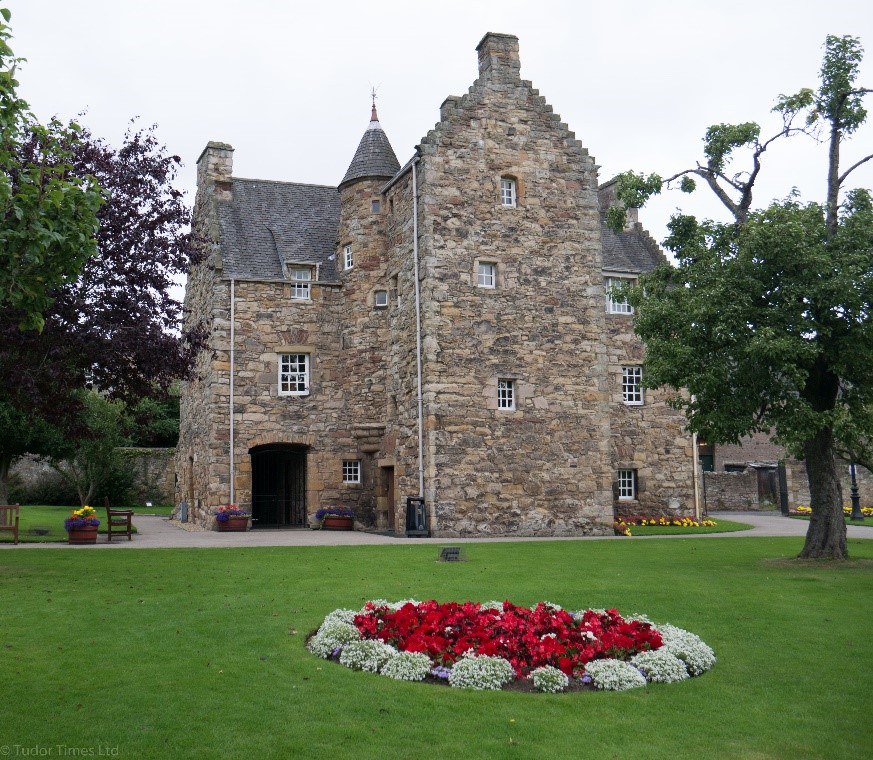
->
[250,445,307,528]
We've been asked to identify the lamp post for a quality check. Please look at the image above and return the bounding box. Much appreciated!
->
[849,464,863,520]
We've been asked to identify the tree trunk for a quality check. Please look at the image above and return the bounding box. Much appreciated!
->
[799,426,847,559]
[0,452,11,504]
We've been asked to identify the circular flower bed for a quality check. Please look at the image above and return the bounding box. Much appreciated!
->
[307,600,715,692]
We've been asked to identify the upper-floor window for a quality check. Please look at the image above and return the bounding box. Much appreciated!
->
[278,353,310,396]
[374,289,389,308]
[617,469,637,500]
[606,276,634,314]
[288,268,312,300]
[500,177,517,207]
[477,262,497,288]
[344,244,353,271]
[497,379,515,410]
[622,366,643,405]
[371,199,381,213]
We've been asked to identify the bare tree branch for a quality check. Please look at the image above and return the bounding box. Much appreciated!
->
[838,152,873,184]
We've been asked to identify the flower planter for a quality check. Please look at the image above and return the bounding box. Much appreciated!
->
[322,516,353,531]
[218,516,249,532]
[67,526,98,544]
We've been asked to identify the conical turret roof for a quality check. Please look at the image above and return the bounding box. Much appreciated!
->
[339,106,400,189]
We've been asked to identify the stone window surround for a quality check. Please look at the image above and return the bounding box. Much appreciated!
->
[276,345,315,398]
[483,374,530,412]
[604,274,636,314]
[621,365,644,405]
[497,172,524,208]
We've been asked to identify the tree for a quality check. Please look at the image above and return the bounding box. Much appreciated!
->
[608,35,872,559]
[47,390,129,507]
[0,8,102,331]
[0,121,203,499]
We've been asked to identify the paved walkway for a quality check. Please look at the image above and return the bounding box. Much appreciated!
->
[4,511,872,549]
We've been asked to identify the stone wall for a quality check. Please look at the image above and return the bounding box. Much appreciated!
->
[702,470,759,511]
[715,432,784,470]
[786,459,872,508]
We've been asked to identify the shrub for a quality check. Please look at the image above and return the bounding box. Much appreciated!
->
[339,640,397,673]
[448,654,515,690]
[583,659,647,691]
[530,665,569,693]
[380,651,432,681]
[631,649,689,684]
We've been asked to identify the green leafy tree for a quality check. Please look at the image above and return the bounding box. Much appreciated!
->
[47,390,130,507]
[608,35,872,559]
[0,8,102,331]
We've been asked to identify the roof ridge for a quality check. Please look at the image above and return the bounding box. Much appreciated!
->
[232,176,339,191]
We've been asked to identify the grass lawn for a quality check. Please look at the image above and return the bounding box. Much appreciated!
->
[7,504,172,543]
[628,517,752,536]
[1,538,871,759]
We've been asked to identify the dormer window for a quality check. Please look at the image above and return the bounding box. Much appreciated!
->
[288,268,312,300]
[344,244,353,270]
[500,177,517,207]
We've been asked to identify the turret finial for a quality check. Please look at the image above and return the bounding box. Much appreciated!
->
[370,86,379,122]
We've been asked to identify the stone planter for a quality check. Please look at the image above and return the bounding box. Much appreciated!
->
[322,516,353,531]
[67,526,98,544]
[218,516,250,532]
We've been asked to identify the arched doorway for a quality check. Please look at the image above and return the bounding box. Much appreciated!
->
[250,444,308,528]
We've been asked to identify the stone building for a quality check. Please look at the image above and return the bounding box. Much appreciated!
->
[176,32,696,535]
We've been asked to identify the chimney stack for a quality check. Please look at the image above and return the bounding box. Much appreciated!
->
[476,32,520,81]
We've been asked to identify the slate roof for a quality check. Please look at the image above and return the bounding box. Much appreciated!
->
[339,113,401,189]
[217,178,341,282]
[600,220,666,274]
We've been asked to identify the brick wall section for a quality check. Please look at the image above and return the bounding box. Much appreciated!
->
[702,471,759,511]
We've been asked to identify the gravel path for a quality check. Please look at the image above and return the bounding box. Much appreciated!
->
[4,510,871,549]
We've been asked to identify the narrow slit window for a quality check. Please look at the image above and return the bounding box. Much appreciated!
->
[497,379,515,410]
[344,244,353,270]
[500,177,517,207]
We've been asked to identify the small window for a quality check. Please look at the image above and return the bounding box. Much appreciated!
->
[621,366,643,405]
[477,262,496,288]
[342,460,361,484]
[371,199,381,213]
[617,469,637,500]
[497,379,515,410]
[288,268,312,300]
[278,353,310,396]
[344,244,353,271]
[500,177,517,207]
[606,277,634,314]
[374,290,389,308]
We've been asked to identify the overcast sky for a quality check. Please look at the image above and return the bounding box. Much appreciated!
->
[6,0,873,247]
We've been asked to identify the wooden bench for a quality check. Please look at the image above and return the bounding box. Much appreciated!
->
[0,504,20,544]
[103,497,133,541]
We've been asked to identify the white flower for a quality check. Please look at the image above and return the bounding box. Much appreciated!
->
[631,649,689,684]
[448,655,515,690]
[530,665,569,693]
[380,651,432,681]
[655,624,717,676]
[584,659,647,691]
[339,640,398,673]
[307,621,360,659]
